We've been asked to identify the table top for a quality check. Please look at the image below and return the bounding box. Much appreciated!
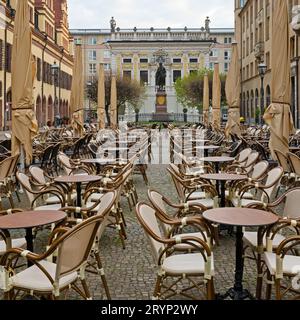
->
[200,157,235,163]
[54,175,101,184]
[0,211,67,230]
[200,173,247,181]
[81,158,116,165]
[203,207,279,227]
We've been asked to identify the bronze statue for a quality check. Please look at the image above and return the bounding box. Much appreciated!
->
[155,62,166,91]
[110,17,116,33]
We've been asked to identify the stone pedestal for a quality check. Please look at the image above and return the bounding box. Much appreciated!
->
[153,91,169,121]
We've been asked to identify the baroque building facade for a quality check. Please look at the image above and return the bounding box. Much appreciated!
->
[0,0,73,130]
[70,18,234,120]
[236,0,300,127]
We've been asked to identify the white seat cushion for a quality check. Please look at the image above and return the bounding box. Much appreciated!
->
[185,191,206,200]
[226,191,254,199]
[171,232,208,250]
[34,204,62,211]
[187,198,214,209]
[45,193,76,205]
[232,198,262,207]
[0,238,26,255]
[10,260,78,292]
[264,252,300,276]
[162,253,214,275]
[243,232,286,249]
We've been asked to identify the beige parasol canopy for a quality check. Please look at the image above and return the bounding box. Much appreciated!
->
[225,42,241,138]
[11,0,38,165]
[110,75,117,129]
[70,44,84,137]
[203,74,210,127]
[263,0,294,159]
[98,63,106,129]
[212,63,221,131]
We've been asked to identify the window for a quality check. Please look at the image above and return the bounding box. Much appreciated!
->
[224,37,228,44]
[74,38,82,45]
[224,51,229,60]
[37,58,41,81]
[88,37,97,45]
[189,58,198,63]
[228,37,232,43]
[123,70,132,79]
[104,64,111,71]
[210,49,218,57]
[209,63,214,70]
[224,63,229,72]
[173,70,181,83]
[89,63,97,74]
[103,50,111,59]
[140,70,148,84]
[173,58,182,63]
[123,58,132,63]
[140,58,148,63]
[88,50,97,61]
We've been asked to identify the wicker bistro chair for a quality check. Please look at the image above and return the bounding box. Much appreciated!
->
[59,191,117,300]
[262,219,300,300]
[231,166,283,208]
[0,209,26,259]
[16,172,65,211]
[274,149,294,189]
[0,156,16,209]
[225,151,260,175]
[287,152,300,187]
[242,188,300,299]
[29,166,77,206]
[135,202,215,300]
[226,160,269,201]
[0,214,107,300]
[167,164,219,209]
[57,152,91,176]
[148,189,217,248]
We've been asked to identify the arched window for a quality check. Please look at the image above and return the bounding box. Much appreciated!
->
[36,96,42,126]
[47,96,53,124]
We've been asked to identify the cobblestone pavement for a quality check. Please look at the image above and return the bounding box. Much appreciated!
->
[1,164,270,300]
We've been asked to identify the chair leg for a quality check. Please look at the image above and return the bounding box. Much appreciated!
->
[81,278,92,300]
[206,278,215,300]
[94,251,111,300]
[275,278,282,300]
[153,274,163,300]
[265,271,273,300]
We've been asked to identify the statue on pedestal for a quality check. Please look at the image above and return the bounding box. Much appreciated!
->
[155,62,166,91]
[110,17,116,33]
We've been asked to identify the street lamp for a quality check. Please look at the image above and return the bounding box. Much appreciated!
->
[51,61,60,126]
[258,62,267,125]
[86,81,92,124]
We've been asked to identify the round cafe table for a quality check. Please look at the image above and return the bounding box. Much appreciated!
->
[200,173,247,207]
[81,158,116,174]
[203,208,278,300]
[200,156,235,174]
[193,145,220,157]
[55,175,101,207]
[0,210,67,266]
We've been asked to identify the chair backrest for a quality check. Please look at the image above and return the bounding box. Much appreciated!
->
[167,164,185,201]
[16,172,35,204]
[287,152,300,176]
[29,166,47,185]
[7,154,20,177]
[58,152,72,175]
[135,202,165,262]
[236,148,252,164]
[250,161,269,180]
[0,156,14,180]
[55,215,103,280]
[244,152,259,172]
[262,167,283,202]
[283,188,300,219]
[274,149,291,173]
[95,191,117,239]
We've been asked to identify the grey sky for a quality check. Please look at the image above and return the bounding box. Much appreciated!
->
[68,0,234,30]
